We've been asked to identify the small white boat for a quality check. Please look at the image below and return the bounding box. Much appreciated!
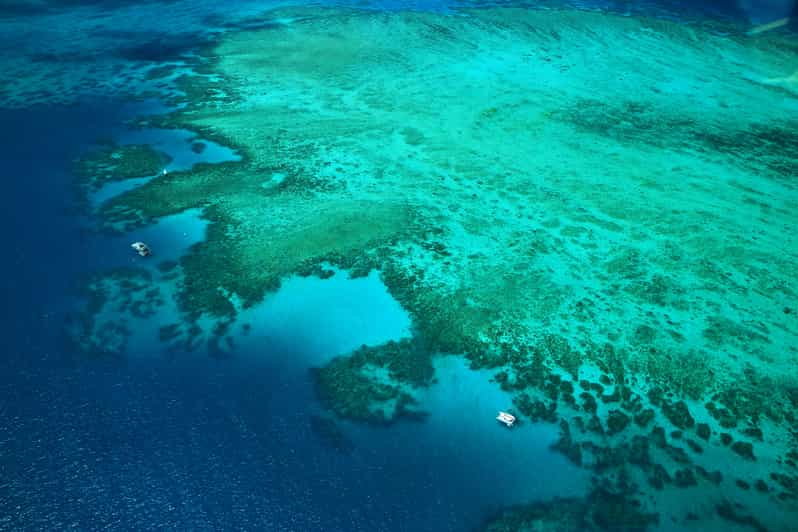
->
[162,169,168,176]
[497,411,516,427]
[131,241,151,257]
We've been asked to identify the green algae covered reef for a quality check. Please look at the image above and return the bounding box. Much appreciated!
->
[71,143,171,208]
[312,339,435,423]
[77,5,797,530]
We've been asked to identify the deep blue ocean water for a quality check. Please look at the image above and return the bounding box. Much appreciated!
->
[1,1,795,531]
[0,97,584,531]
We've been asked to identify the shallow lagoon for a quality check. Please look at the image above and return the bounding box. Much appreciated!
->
[2,1,797,531]
[62,255,588,529]
[90,127,240,207]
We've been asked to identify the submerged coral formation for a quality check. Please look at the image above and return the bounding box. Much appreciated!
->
[71,143,171,209]
[66,268,164,357]
[311,339,434,424]
[481,483,659,532]
[65,261,226,358]
[73,5,798,530]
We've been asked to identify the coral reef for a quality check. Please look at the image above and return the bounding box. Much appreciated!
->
[73,5,798,529]
[71,143,171,209]
[311,339,435,424]
[65,268,164,357]
[480,482,658,532]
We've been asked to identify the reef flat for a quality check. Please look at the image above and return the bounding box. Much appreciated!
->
[71,143,171,211]
[78,6,797,530]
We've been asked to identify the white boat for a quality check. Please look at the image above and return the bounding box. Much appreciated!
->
[497,411,516,427]
[131,241,151,257]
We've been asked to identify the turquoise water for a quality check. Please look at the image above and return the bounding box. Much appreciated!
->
[90,119,240,207]
[2,1,797,531]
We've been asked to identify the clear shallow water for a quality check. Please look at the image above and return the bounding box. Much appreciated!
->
[90,128,240,207]
[1,96,564,532]
[1,1,796,531]
[2,242,583,531]
[234,269,414,366]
